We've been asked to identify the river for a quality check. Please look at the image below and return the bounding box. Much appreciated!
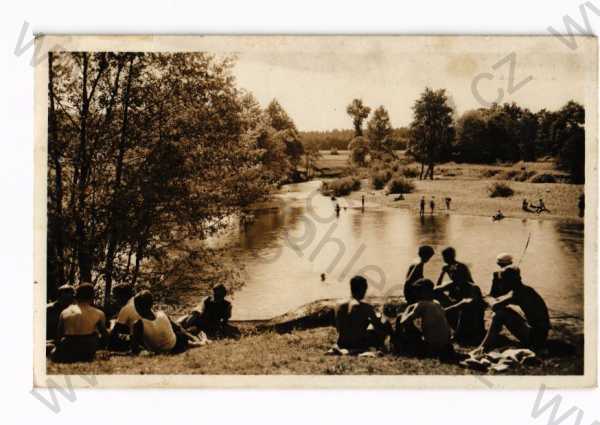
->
[217,181,583,321]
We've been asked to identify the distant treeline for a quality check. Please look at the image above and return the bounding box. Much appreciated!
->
[300,128,409,151]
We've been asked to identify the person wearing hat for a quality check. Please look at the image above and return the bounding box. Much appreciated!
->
[46,284,75,341]
[476,266,550,353]
[51,283,108,363]
[489,253,513,298]
[179,284,241,340]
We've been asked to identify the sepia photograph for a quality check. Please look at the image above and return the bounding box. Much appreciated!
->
[33,35,597,388]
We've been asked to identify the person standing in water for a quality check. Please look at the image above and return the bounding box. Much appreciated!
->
[430,196,436,215]
[335,202,341,217]
[419,196,426,216]
[445,197,452,210]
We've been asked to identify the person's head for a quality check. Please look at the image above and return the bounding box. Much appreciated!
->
[350,275,368,300]
[496,253,513,268]
[441,246,456,264]
[75,283,95,304]
[418,245,435,263]
[501,266,523,291]
[133,290,154,316]
[57,284,75,306]
[112,283,134,306]
[414,278,434,301]
[212,284,227,301]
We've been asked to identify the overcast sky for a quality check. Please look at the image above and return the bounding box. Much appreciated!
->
[231,37,592,131]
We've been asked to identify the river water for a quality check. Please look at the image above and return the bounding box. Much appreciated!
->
[221,181,583,321]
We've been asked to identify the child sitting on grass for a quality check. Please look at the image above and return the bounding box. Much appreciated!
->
[393,278,456,362]
[333,275,392,352]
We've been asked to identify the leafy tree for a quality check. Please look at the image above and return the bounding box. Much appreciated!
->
[367,105,395,158]
[408,88,454,179]
[554,101,585,183]
[47,52,276,306]
[346,99,371,137]
[348,136,370,166]
[265,99,304,178]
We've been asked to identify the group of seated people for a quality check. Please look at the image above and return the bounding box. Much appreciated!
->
[522,198,551,214]
[333,246,550,361]
[47,246,550,365]
[46,282,239,363]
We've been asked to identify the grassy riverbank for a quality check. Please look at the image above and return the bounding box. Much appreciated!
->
[48,315,583,376]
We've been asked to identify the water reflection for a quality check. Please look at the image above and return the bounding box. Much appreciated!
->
[227,181,584,320]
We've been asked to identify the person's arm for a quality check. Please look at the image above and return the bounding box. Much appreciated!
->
[130,320,144,355]
[435,268,447,287]
[367,307,392,335]
[491,292,515,311]
[444,298,474,313]
[399,303,419,325]
[222,302,232,324]
[169,317,197,341]
[56,314,65,340]
[463,264,475,284]
[97,313,109,347]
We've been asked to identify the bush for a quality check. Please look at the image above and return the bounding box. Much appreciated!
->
[322,176,362,197]
[387,176,415,194]
[401,167,420,178]
[530,173,557,183]
[481,169,500,178]
[371,169,392,190]
[330,148,339,155]
[488,182,514,198]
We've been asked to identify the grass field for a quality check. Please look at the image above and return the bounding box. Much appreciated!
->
[48,315,582,376]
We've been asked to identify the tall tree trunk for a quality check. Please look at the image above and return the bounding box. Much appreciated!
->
[103,56,135,309]
[74,53,107,283]
[47,52,66,298]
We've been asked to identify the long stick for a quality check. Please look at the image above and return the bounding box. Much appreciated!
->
[517,232,532,266]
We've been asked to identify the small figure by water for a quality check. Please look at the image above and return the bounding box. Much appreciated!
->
[578,193,584,217]
[430,196,436,215]
[321,273,326,282]
[335,202,341,217]
[532,198,550,214]
[522,199,531,212]
[419,196,426,216]
[333,275,392,352]
[445,197,452,210]
[492,210,505,221]
[361,194,365,210]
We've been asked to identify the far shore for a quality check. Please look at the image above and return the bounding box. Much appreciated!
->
[342,177,584,223]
